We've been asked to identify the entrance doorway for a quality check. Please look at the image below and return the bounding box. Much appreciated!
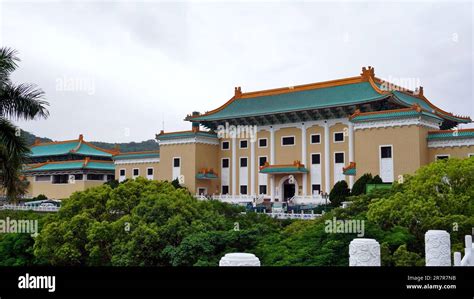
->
[283,180,295,201]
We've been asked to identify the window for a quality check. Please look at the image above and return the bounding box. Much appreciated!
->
[222,185,229,194]
[469,154,474,158]
[52,174,69,184]
[282,136,295,146]
[380,146,392,159]
[87,174,104,181]
[240,185,248,195]
[258,138,267,148]
[240,157,248,167]
[334,132,344,142]
[133,169,139,177]
[147,168,153,176]
[259,185,267,195]
[311,134,321,144]
[312,184,321,194]
[198,188,206,195]
[240,140,248,149]
[173,158,180,167]
[222,158,229,168]
[119,169,126,176]
[35,175,51,182]
[311,154,321,165]
[259,156,267,167]
[335,152,344,164]
[74,174,84,181]
[436,155,449,160]
[221,141,230,150]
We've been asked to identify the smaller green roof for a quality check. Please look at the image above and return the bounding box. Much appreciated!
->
[260,166,308,174]
[351,109,442,123]
[30,139,113,158]
[427,130,474,140]
[25,160,114,172]
[343,168,356,176]
[157,131,217,140]
[113,152,160,160]
[196,173,218,179]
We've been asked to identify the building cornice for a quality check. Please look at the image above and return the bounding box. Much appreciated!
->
[114,158,160,165]
[428,138,474,148]
[158,136,219,146]
[353,116,441,131]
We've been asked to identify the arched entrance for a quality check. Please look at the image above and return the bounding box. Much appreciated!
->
[277,175,298,202]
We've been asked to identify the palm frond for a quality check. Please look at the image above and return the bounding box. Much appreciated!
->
[0,83,49,120]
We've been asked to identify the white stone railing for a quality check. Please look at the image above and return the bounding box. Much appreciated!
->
[0,204,59,212]
[454,235,473,266]
[195,194,265,205]
[290,195,329,205]
[261,210,321,220]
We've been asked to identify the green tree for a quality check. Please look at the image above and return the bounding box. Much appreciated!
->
[351,173,373,196]
[0,48,48,200]
[329,180,350,207]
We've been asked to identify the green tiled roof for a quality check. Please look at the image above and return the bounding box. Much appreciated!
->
[196,173,218,179]
[193,82,388,121]
[351,109,443,122]
[343,168,356,176]
[427,130,474,140]
[30,141,112,158]
[157,131,217,140]
[260,166,309,174]
[113,152,160,160]
[25,160,114,172]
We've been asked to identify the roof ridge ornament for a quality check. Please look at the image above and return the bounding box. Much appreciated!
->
[415,86,424,97]
[234,86,242,98]
[360,66,375,81]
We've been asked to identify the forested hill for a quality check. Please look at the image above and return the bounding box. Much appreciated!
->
[22,130,159,153]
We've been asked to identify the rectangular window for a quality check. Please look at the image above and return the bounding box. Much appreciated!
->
[74,174,84,181]
[222,185,229,194]
[198,188,206,195]
[259,156,267,167]
[173,158,180,167]
[147,168,153,176]
[240,157,248,167]
[282,136,295,146]
[133,169,139,176]
[52,174,69,184]
[311,153,321,165]
[258,138,267,148]
[310,134,321,144]
[222,158,229,168]
[119,169,126,176]
[312,184,321,194]
[335,152,344,164]
[436,155,449,160]
[240,185,248,195]
[35,175,51,182]
[87,174,104,181]
[240,140,248,149]
[334,132,344,142]
[259,185,267,195]
[380,146,392,159]
[221,141,230,150]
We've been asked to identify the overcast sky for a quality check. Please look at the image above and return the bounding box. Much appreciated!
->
[1,0,473,143]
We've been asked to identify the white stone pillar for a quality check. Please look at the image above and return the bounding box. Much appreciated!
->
[324,122,330,193]
[219,253,261,266]
[425,230,451,266]
[301,123,307,196]
[270,127,275,202]
[250,136,256,196]
[348,121,354,189]
[349,238,381,266]
[232,137,237,195]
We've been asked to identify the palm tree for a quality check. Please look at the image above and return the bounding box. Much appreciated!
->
[0,48,49,200]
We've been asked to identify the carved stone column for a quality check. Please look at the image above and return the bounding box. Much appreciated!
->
[219,253,261,266]
[349,238,381,266]
[425,230,451,266]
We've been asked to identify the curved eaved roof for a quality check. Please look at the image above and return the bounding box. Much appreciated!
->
[29,135,117,158]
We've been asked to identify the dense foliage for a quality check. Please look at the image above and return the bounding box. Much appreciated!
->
[0,158,472,266]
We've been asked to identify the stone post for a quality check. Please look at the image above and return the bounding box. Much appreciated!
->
[219,253,261,267]
[425,230,451,266]
[349,238,381,266]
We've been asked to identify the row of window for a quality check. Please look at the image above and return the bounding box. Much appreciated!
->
[218,184,323,195]
[220,152,344,168]
[35,174,114,183]
[119,168,154,177]
[221,132,345,150]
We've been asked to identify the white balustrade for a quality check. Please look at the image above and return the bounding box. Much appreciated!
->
[290,195,328,205]
[453,235,473,266]
[0,204,59,212]
[219,253,261,266]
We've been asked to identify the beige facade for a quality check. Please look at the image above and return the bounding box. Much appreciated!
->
[26,176,108,199]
